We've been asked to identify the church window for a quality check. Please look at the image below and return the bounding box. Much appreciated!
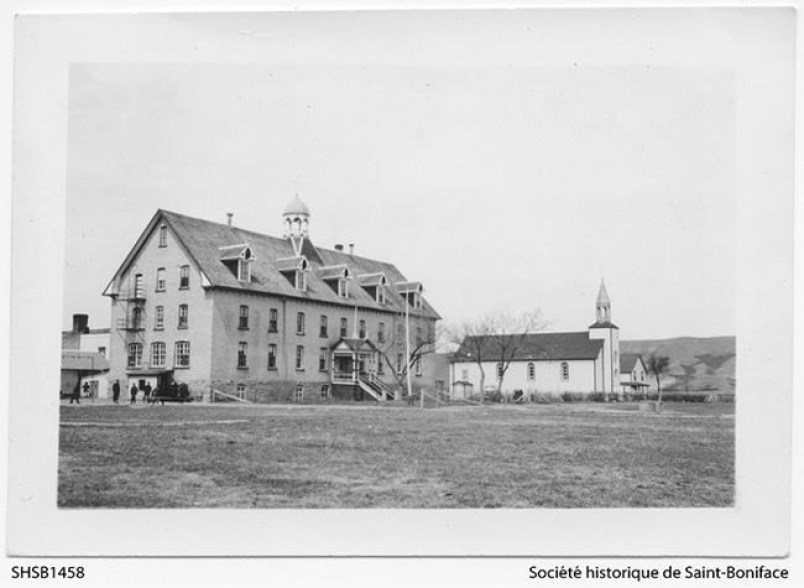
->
[561,362,569,381]
[527,362,535,381]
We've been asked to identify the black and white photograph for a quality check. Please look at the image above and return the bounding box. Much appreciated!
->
[5,1,798,569]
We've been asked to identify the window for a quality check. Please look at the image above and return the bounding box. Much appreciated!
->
[561,362,569,381]
[178,304,188,329]
[319,347,328,372]
[337,279,348,298]
[127,343,142,368]
[376,285,386,304]
[154,306,164,330]
[238,342,248,368]
[97,346,106,357]
[377,322,386,343]
[528,362,535,381]
[340,317,348,338]
[319,315,328,338]
[236,384,246,400]
[156,268,166,291]
[294,270,307,292]
[268,308,278,333]
[239,305,249,329]
[179,265,190,289]
[462,368,469,380]
[237,260,251,282]
[158,224,167,247]
[267,344,277,369]
[295,345,304,370]
[359,320,366,339]
[396,353,403,373]
[321,384,330,398]
[415,356,422,376]
[175,341,190,368]
[151,342,166,368]
[496,362,503,380]
[134,274,144,298]
[296,312,305,335]
[377,357,385,375]
[396,324,404,346]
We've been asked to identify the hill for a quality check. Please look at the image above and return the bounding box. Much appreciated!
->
[620,336,736,393]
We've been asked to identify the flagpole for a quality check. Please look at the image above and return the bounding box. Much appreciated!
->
[406,296,412,400]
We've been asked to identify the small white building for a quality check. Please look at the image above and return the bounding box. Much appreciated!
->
[450,281,623,399]
[61,314,111,398]
[619,353,650,397]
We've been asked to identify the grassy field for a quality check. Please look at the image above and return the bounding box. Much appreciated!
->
[58,401,734,508]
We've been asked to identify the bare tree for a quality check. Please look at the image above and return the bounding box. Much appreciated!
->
[449,310,544,402]
[645,351,671,411]
[375,314,441,397]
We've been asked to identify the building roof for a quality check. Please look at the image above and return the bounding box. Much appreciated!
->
[588,321,619,329]
[106,209,439,320]
[619,353,644,372]
[61,351,110,372]
[452,332,604,362]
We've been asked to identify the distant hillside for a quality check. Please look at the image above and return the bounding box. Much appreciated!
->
[620,336,736,393]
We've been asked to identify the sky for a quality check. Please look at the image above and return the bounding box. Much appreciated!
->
[62,12,736,340]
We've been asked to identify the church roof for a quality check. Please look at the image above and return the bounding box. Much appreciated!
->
[107,209,439,320]
[588,320,619,329]
[452,332,604,362]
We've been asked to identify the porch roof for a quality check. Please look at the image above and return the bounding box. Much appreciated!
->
[330,337,380,353]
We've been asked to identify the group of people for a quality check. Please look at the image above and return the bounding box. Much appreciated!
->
[109,379,189,405]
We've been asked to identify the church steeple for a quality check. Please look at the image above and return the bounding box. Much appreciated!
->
[595,279,611,323]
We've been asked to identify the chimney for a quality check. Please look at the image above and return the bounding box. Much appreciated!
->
[334,244,344,252]
[349,243,354,256]
[72,313,89,334]
[226,212,233,227]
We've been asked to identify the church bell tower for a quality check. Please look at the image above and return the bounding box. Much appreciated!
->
[588,279,620,398]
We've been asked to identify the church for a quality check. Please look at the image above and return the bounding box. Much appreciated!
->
[103,197,441,402]
[450,282,630,400]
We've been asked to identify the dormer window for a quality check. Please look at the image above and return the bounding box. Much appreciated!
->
[219,244,255,283]
[277,256,310,292]
[318,265,351,298]
[396,281,424,309]
[358,272,388,304]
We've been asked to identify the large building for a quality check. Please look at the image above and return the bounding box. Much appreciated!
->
[450,281,626,400]
[103,198,441,402]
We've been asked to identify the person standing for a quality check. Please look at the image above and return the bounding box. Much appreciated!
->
[144,382,152,404]
[112,379,121,404]
[82,381,91,400]
[70,382,81,405]
[130,383,138,405]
